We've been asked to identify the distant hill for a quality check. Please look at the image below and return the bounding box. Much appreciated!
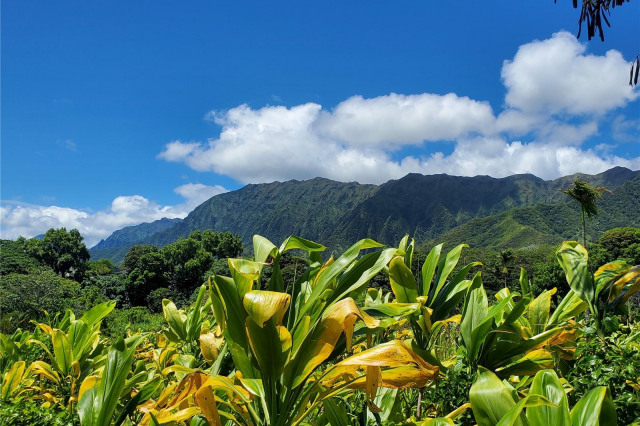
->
[90,217,182,264]
[90,167,640,263]
[426,173,640,249]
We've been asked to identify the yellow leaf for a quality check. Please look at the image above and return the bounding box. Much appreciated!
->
[77,375,99,402]
[195,385,222,426]
[243,291,290,327]
[287,298,380,389]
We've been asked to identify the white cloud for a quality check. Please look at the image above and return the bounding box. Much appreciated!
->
[501,31,637,115]
[159,32,638,186]
[174,183,228,208]
[316,93,495,146]
[0,183,228,247]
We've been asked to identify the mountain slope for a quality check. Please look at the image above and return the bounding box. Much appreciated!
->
[90,167,640,262]
[90,217,182,263]
[427,173,640,249]
[143,178,378,248]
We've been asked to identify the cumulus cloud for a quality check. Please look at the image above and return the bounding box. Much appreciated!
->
[0,183,228,247]
[159,32,638,185]
[501,31,637,116]
[316,93,495,145]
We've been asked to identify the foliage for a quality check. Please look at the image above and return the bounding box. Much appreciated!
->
[566,325,640,425]
[0,239,43,275]
[85,258,114,277]
[556,241,640,335]
[0,271,101,334]
[84,274,129,309]
[561,0,631,42]
[0,400,78,425]
[123,230,244,307]
[589,227,640,269]
[1,233,638,425]
[101,307,164,338]
[21,228,91,282]
[561,180,609,247]
[469,367,617,425]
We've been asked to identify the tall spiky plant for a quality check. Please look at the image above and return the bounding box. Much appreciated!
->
[562,180,609,247]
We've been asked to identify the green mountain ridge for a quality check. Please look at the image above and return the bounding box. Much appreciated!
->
[90,167,640,263]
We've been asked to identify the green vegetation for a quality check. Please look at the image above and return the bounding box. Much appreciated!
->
[89,168,640,264]
[1,225,638,425]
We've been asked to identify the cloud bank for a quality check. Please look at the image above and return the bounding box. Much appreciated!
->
[0,183,228,247]
[160,32,639,184]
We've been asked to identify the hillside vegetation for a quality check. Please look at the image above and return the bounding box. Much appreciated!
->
[90,167,640,263]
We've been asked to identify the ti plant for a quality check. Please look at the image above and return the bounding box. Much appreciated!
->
[161,284,225,372]
[468,367,617,426]
[556,241,640,336]
[459,269,587,378]
[146,235,439,426]
[26,301,116,410]
[386,236,480,367]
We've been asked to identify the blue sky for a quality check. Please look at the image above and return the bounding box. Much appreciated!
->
[2,1,639,246]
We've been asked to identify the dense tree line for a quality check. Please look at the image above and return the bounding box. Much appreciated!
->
[1,225,637,334]
[0,228,243,333]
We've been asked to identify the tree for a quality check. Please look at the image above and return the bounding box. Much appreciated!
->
[560,0,631,42]
[23,228,90,281]
[561,180,609,247]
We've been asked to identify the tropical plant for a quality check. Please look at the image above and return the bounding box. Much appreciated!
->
[77,334,152,426]
[561,180,609,247]
[148,235,439,426]
[25,301,115,410]
[467,367,617,425]
[386,236,480,366]
[556,241,640,335]
[566,323,640,424]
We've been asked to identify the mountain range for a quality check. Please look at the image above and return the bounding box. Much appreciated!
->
[90,167,640,263]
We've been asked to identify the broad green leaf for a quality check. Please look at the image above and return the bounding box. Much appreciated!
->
[185,285,207,342]
[162,299,187,342]
[430,277,473,322]
[469,367,522,426]
[519,268,531,295]
[494,349,555,377]
[279,235,326,254]
[495,394,554,426]
[322,398,350,426]
[332,248,398,304]
[419,418,455,425]
[52,329,73,375]
[114,376,163,426]
[253,235,278,264]
[296,238,384,323]
[556,242,594,308]
[78,301,116,329]
[421,244,443,297]
[432,244,468,300]
[246,317,292,381]
[389,256,418,303]
[528,288,556,335]
[548,290,588,327]
[527,369,571,426]
[228,258,261,298]
[569,387,617,426]
[78,335,144,426]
